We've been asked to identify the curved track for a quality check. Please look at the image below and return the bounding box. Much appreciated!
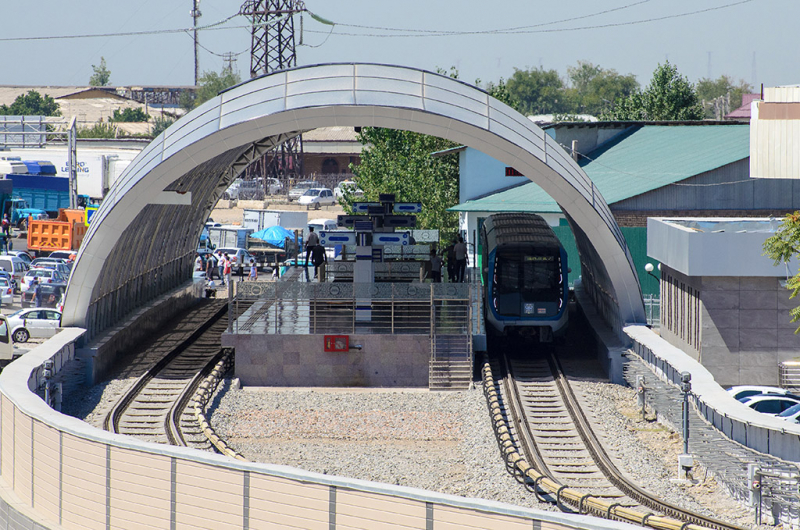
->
[103,301,230,449]
[484,351,745,530]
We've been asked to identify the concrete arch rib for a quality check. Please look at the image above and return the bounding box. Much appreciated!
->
[62,63,645,337]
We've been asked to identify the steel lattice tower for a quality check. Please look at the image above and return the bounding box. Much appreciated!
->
[241,0,305,190]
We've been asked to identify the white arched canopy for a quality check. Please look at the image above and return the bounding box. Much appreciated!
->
[63,63,645,339]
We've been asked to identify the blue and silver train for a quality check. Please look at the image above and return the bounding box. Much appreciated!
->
[480,213,569,342]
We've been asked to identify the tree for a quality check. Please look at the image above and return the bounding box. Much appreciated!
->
[696,75,753,119]
[505,67,569,115]
[151,116,176,137]
[566,61,638,116]
[89,57,111,87]
[110,107,149,122]
[191,69,242,109]
[77,122,118,138]
[0,90,61,116]
[480,78,523,114]
[764,212,800,332]
[349,128,460,241]
[602,62,703,121]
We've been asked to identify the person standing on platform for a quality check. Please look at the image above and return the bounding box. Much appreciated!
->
[194,253,203,272]
[249,259,258,281]
[305,227,320,281]
[454,235,468,283]
[445,239,456,282]
[310,244,327,281]
[429,249,443,283]
[206,253,216,281]
[223,253,232,286]
[217,250,225,282]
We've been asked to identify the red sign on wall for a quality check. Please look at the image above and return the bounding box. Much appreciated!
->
[324,335,349,352]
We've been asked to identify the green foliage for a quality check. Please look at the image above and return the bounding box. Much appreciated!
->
[76,122,117,138]
[151,116,176,137]
[696,75,753,118]
[111,107,149,122]
[192,69,242,109]
[349,128,460,241]
[565,61,638,116]
[505,67,568,115]
[764,212,800,332]
[0,90,61,116]
[483,78,523,113]
[601,62,703,121]
[89,57,111,87]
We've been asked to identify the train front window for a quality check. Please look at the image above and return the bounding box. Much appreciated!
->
[495,249,561,302]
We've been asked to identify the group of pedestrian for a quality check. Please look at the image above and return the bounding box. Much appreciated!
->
[197,250,262,286]
[429,235,468,283]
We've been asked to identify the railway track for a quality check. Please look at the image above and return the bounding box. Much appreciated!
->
[103,300,232,450]
[484,350,746,530]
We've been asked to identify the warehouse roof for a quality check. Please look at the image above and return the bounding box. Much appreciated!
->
[450,123,750,213]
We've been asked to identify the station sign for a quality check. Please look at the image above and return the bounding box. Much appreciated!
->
[352,202,380,213]
[393,203,422,213]
[373,232,409,245]
[320,231,356,246]
[383,215,417,228]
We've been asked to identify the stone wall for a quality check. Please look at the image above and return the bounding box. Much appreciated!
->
[223,333,431,387]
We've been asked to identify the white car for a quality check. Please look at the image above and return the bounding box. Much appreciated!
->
[778,403,800,424]
[298,188,336,210]
[0,278,12,306]
[6,308,62,343]
[727,385,796,401]
[216,248,256,275]
[333,180,364,199]
[22,268,67,292]
[739,394,800,415]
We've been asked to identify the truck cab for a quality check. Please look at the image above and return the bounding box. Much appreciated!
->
[4,198,48,229]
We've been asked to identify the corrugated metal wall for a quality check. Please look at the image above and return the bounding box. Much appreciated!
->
[612,159,800,211]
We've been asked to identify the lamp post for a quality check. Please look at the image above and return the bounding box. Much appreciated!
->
[644,263,661,326]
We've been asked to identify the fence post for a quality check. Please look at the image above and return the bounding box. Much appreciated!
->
[391,285,395,334]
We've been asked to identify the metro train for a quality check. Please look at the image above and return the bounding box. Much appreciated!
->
[480,213,569,342]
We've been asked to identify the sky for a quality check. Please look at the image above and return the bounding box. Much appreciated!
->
[0,0,797,92]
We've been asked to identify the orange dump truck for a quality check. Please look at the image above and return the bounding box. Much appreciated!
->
[27,208,88,257]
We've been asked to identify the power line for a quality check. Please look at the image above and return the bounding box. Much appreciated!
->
[335,0,654,35]
[305,0,756,38]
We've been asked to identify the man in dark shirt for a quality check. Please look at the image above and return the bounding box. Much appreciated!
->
[310,244,327,281]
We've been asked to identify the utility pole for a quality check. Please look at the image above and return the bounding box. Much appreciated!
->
[240,0,306,191]
[222,52,237,74]
[191,0,202,85]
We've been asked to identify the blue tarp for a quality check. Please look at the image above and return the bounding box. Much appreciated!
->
[250,225,298,249]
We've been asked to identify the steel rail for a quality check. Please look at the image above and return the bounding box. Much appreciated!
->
[103,302,229,438]
[482,352,746,530]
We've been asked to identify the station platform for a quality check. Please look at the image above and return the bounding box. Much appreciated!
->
[221,280,476,389]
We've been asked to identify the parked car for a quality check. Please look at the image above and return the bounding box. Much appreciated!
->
[739,394,800,415]
[0,256,29,293]
[288,181,321,201]
[48,250,75,261]
[308,218,338,233]
[21,282,67,309]
[778,403,800,424]
[216,248,256,275]
[263,177,283,195]
[726,385,799,401]
[22,268,67,293]
[7,308,62,343]
[30,259,70,276]
[298,188,336,210]
[222,179,240,200]
[238,179,266,200]
[8,250,33,266]
[0,278,13,306]
[0,271,15,293]
[333,180,364,199]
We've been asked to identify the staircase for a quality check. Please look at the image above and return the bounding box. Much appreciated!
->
[429,334,472,390]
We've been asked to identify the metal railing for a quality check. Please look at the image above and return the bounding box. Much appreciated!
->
[643,294,661,328]
[231,281,472,337]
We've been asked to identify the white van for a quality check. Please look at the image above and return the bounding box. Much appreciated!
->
[0,256,29,293]
[308,218,337,233]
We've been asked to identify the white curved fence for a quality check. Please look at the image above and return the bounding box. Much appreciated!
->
[0,329,645,530]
